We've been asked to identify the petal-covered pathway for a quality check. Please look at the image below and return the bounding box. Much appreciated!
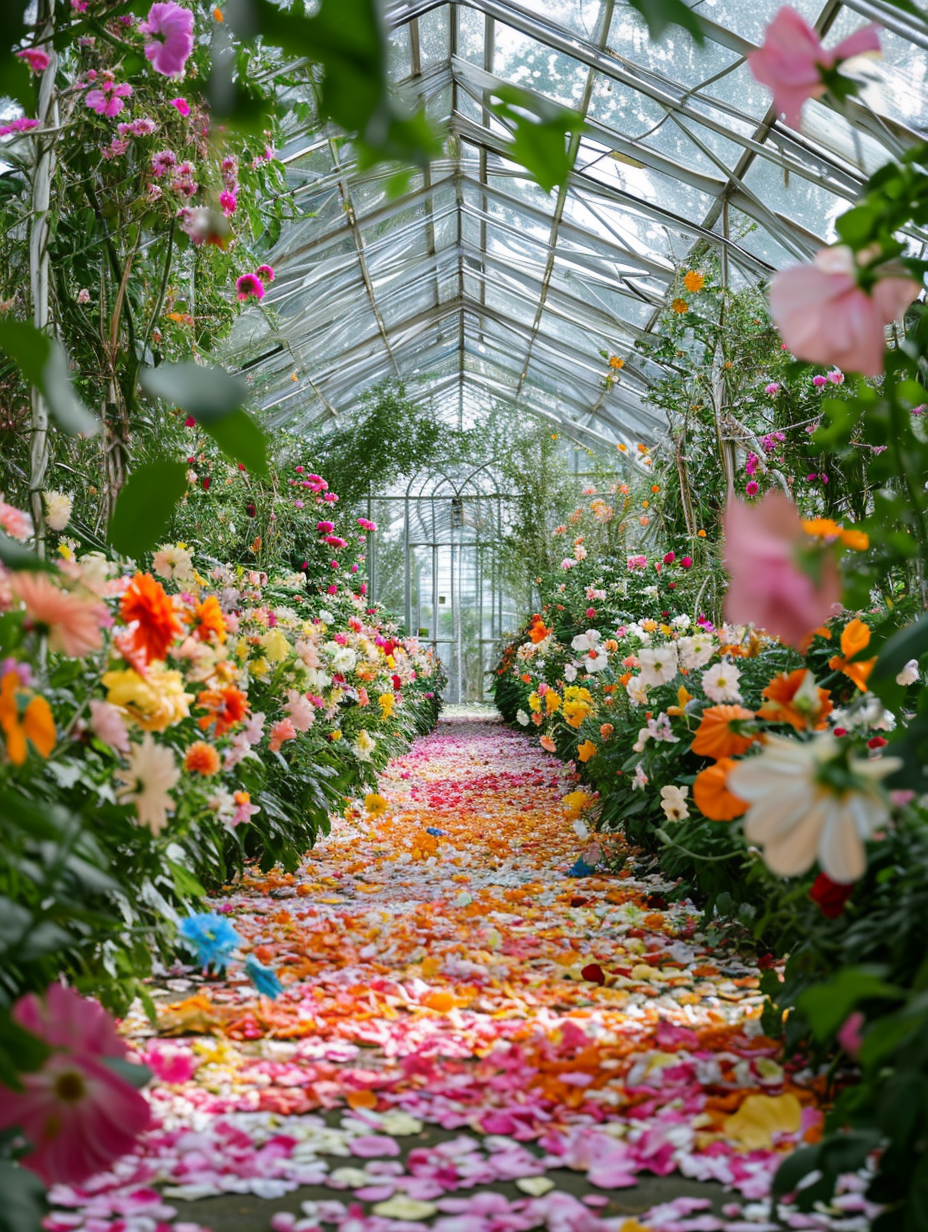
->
[48,720,870,1232]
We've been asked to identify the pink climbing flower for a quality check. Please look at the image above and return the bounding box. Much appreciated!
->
[256,264,276,282]
[235,273,265,302]
[0,984,151,1186]
[16,48,51,73]
[723,490,841,647]
[169,96,190,116]
[748,7,881,128]
[139,2,195,78]
[86,82,133,118]
[769,245,920,377]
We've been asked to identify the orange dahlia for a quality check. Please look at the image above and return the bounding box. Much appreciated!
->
[184,740,221,776]
[120,573,181,663]
[188,594,227,643]
[691,705,757,760]
[693,758,748,821]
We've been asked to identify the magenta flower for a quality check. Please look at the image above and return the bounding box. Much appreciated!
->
[17,48,51,73]
[86,82,133,117]
[235,273,265,302]
[748,7,881,128]
[256,264,275,282]
[140,3,195,78]
[769,246,920,377]
[723,490,841,647]
[0,985,151,1185]
[169,96,190,116]
[219,190,237,216]
[746,480,760,497]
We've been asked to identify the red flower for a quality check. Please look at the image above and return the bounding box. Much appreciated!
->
[809,871,854,919]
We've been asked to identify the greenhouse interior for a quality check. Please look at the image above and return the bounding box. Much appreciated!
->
[3,0,928,1229]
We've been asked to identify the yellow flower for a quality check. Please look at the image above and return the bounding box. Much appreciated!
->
[103,665,193,732]
[671,297,689,314]
[577,739,597,762]
[683,270,705,292]
[365,792,388,816]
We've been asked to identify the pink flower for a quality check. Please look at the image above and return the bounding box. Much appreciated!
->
[770,245,920,376]
[235,273,265,302]
[169,96,190,116]
[219,190,237,215]
[722,490,841,647]
[86,82,133,117]
[0,984,151,1185]
[748,7,881,128]
[139,2,195,78]
[268,718,297,753]
[17,48,51,73]
[256,264,275,282]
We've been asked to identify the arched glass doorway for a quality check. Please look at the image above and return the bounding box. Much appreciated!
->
[366,465,524,704]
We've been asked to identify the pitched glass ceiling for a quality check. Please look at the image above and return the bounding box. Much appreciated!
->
[229,0,928,450]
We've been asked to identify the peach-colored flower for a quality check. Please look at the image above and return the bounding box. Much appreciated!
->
[748,7,880,128]
[12,572,106,658]
[722,491,841,648]
[770,246,919,376]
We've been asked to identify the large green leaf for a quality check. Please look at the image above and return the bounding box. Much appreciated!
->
[0,321,99,437]
[0,1160,48,1232]
[627,0,705,43]
[140,363,268,475]
[107,461,189,557]
[488,86,587,194]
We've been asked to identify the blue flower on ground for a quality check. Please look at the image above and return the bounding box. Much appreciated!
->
[244,954,284,999]
[178,913,242,972]
[425,826,447,836]
[566,857,595,878]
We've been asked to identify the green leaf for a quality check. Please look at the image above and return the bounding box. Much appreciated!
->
[0,321,99,437]
[107,461,189,557]
[0,531,55,573]
[140,361,248,422]
[0,1160,48,1232]
[488,86,586,194]
[627,0,705,43]
[798,966,903,1041]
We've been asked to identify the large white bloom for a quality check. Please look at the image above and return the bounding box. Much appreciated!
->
[678,634,716,671]
[701,660,742,702]
[637,644,678,687]
[571,629,608,673]
[43,490,72,532]
[728,734,901,882]
[115,733,180,836]
[660,784,689,822]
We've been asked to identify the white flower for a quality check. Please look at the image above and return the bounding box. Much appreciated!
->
[678,635,716,670]
[626,675,649,707]
[728,734,901,882]
[516,709,530,726]
[571,629,608,672]
[896,659,920,686]
[115,734,179,836]
[43,490,72,532]
[660,784,689,821]
[701,660,742,702]
[638,644,678,687]
[631,763,649,790]
[152,543,195,584]
[563,663,578,683]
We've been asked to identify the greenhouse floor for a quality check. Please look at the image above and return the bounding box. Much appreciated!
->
[60,721,853,1232]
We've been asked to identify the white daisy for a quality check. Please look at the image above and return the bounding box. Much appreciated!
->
[701,660,742,702]
[728,734,901,882]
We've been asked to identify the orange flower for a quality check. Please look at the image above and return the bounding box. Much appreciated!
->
[683,270,705,293]
[691,705,757,759]
[0,671,55,765]
[121,573,181,663]
[671,297,689,314]
[189,594,226,643]
[577,740,597,762]
[758,669,832,730]
[693,758,748,821]
[828,618,876,692]
[184,740,221,776]
[197,685,249,736]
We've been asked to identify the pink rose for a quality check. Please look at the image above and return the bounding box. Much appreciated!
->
[722,490,841,647]
[770,245,920,376]
[748,7,881,128]
[139,2,195,78]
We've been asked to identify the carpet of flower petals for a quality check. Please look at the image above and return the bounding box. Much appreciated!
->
[45,721,875,1232]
